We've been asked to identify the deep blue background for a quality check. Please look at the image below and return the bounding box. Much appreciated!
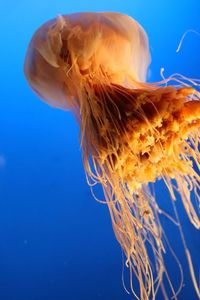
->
[0,1,200,299]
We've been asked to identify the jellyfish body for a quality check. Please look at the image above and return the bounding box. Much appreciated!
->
[24,12,200,300]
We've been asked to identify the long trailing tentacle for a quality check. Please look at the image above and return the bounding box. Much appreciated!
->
[79,78,200,300]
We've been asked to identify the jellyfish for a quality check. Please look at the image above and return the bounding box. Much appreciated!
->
[24,12,200,300]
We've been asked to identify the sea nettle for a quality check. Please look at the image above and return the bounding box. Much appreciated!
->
[24,12,200,300]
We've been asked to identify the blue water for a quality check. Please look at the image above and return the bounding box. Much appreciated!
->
[0,1,200,299]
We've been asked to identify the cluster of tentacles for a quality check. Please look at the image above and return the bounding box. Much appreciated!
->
[79,78,200,300]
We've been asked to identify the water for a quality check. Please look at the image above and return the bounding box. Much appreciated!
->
[0,1,200,299]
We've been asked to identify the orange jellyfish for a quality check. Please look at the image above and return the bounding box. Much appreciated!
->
[24,12,200,300]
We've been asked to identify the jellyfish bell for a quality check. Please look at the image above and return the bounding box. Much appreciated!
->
[24,12,150,109]
[24,12,200,300]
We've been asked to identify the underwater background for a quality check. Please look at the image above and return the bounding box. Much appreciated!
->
[0,0,200,299]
